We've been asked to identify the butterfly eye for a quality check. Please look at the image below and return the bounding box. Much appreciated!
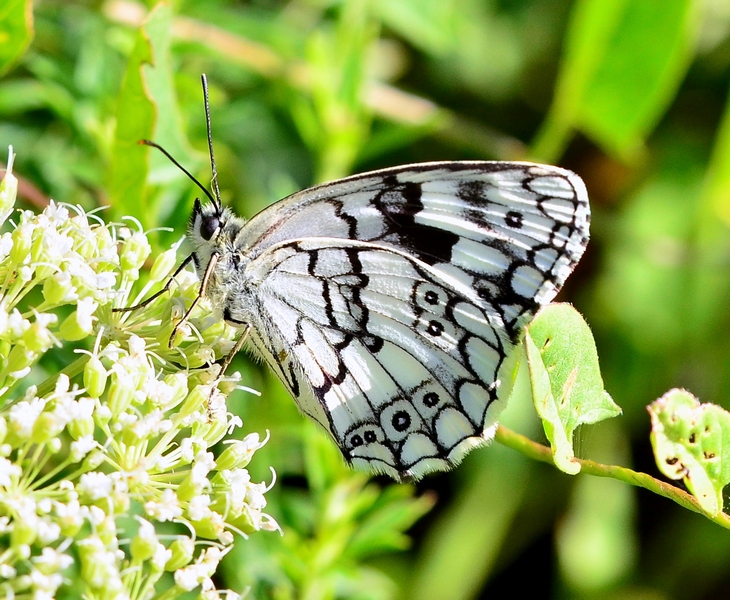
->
[200,215,220,240]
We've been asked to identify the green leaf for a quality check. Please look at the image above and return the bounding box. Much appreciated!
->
[109,10,158,227]
[525,303,620,474]
[578,0,697,158]
[0,0,33,76]
[371,0,456,54]
[648,389,730,516]
[141,5,196,192]
[532,0,698,162]
[703,85,730,226]
[110,3,183,229]
[347,486,435,559]
[296,2,374,182]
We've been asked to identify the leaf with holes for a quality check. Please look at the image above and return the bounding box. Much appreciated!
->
[525,303,620,474]
[648,389,730,516]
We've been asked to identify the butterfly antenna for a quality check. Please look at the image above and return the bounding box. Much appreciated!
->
[201,74,223,213]
[139,139,217,206]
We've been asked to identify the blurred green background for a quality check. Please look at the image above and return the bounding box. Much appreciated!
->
[3,0,730,598]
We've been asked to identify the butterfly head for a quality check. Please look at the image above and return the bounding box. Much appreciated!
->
[191,197,224,242]
[189,196,245,249]
[188,197,246,256]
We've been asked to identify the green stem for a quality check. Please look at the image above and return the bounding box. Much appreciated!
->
[528,114,573,164]
[31,455,74,490]
[35,354,91,398]
[3,275,39,312]
[156,588,185,600]
[25,443,49,483]
[495,425,730,529]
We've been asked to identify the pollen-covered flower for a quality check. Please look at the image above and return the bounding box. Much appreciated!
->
[0,148,278,599]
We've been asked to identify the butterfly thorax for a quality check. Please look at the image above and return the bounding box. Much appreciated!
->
[188,200,258,327]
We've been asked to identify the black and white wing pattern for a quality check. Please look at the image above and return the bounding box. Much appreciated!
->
[193,161,590,480]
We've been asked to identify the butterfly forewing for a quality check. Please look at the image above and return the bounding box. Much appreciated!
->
[208,162,589,480]
[241,162,587,325]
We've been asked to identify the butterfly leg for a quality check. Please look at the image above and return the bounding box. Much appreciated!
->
[219,324,250,375]
[205,324,250,407]
[113,253,195,313]
[168,252,219,348]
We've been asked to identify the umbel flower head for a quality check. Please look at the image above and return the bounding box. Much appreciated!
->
[0,148,280,599]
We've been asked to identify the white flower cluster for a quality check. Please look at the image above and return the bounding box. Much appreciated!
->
[0,148,280,599]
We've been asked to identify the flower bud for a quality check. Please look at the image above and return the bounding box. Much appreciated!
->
[11,514,37,547]
[81,449,105,471]
[0,149,17,220]
[190,513,225,541]
[77,539,108,590]
[120,230,151,273]
[83,356,108,399]
[59,313,90,341]
[42,270,77,305]
[176,473,205,502]
[228,511,262,536]
[165,537,194,571]
[87,226,114,259]
[18,265,33,282]
[22,321,54,353]
[5,345,35,375]
[69,435,96,461]
[198,416,228,447]
[31,412,65,445]
[15,545,31,561]
[130,519,158,562]
[215,435,261,471]
[10,223,32,266]
[177,385,208,420]
[168,321,190,348]
[149,247,178,283]
[29,229,46,269]
[107,368,135,418]
[162,372,189,410]
[56,506,83,538]
[66,418,92,448]
[47,437,62,453]
[59,298,97,341]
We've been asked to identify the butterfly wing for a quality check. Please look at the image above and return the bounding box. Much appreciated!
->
[239,161,589,334]
[233,162,590,479]
[243,238,520,480]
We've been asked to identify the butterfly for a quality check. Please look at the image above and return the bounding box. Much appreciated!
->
[122,77,590,482]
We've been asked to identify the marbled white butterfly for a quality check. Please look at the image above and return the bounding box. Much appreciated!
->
[122,76,590,481]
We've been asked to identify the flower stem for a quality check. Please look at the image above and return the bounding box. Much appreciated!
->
[495,424,730,529]
[34,354,91,398]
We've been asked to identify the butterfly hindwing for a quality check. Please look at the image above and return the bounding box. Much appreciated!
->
[243,239,519,480]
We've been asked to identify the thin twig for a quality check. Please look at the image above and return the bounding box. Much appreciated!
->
[495,425,730,529]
